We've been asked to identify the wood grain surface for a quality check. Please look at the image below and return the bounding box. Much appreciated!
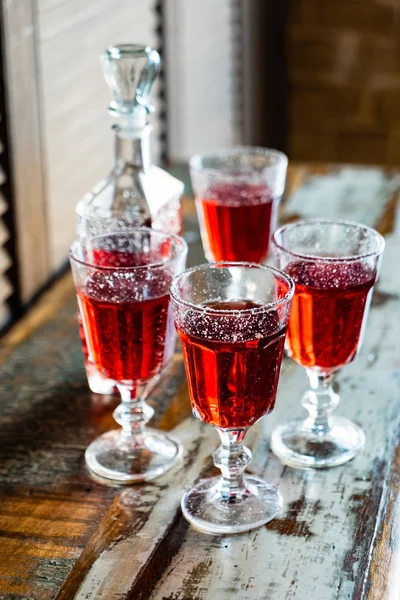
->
[0,164,399,600]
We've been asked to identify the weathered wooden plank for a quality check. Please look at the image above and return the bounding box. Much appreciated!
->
[0,198,200,599]
[0,307,190,598]
[148,265,400,598]
[64,167,400,599]
[0,166,398,599]
[283,165,400,226]
[0,271,74,363]
[0,293,113,598]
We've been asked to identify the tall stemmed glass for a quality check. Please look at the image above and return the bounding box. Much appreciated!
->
[271,220,385,469]
[70,228,187,482]
[171,262,294,534]
[190,147,288,263]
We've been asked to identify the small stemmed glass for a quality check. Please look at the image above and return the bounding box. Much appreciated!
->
[70,228,187,482]
[271,220,385,468]
[171,262,294,534]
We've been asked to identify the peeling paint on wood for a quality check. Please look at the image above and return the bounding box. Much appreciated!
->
[0,167,399,599]
[284,166,400,227]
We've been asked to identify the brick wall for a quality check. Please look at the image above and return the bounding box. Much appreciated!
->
[287,0,400,165]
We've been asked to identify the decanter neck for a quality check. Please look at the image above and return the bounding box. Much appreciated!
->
[113,124,152,172]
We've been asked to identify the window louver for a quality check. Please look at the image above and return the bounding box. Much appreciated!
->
[0,114,13,327]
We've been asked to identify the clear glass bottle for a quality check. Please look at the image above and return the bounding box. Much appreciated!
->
[76,44,184,394]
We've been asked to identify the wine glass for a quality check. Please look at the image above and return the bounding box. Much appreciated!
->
[189,147,288,263]
[171,262,294,534]
[76,216,176,397]
[70,228,187,482]
[271,220,385,469]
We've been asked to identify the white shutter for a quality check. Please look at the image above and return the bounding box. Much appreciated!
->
[164,0,240,161]
[0,115,13,326]
[35,0,162,270]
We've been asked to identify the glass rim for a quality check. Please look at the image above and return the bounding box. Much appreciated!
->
[170,261,295,315]
[272,219,385,263]
[69,227,188,271]
[104,44,154,59]
[188,145,288,174]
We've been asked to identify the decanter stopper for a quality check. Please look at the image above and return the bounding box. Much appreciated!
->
[101,44,160,127]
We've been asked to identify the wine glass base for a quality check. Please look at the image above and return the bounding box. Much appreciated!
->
[85,365,116,395]
[85,428,183,483]
[271,416,365,469]
[87,376,116,396]
[181,476,282,535]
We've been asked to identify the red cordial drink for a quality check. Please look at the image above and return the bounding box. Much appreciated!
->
[176,300,287,429]
[78,250,141,380]
[78,246,173,373]
[78,271,174,384]
[196,183,277,263]
[285,261,376,370]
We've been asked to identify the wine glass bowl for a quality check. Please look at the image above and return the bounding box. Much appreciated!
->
[171,262,294,534]
[190,147,288,263]
[70,228,187,483]
[271,220,385,469]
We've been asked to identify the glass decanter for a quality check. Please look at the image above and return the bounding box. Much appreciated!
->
[76,44,184,394]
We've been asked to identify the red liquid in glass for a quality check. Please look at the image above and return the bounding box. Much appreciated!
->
[197,183,276,262]
[78,271,173,383]
[78,246,171,367]
[77,250,134,369]
[285,261,376,370]
[177,300,286,429]
[78,250,146,364]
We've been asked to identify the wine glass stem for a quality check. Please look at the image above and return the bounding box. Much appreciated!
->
[213,429,251,500]
[303,370,340,433]
[114,384,155,437]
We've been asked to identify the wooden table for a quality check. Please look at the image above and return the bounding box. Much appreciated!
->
[1,163,399,600]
